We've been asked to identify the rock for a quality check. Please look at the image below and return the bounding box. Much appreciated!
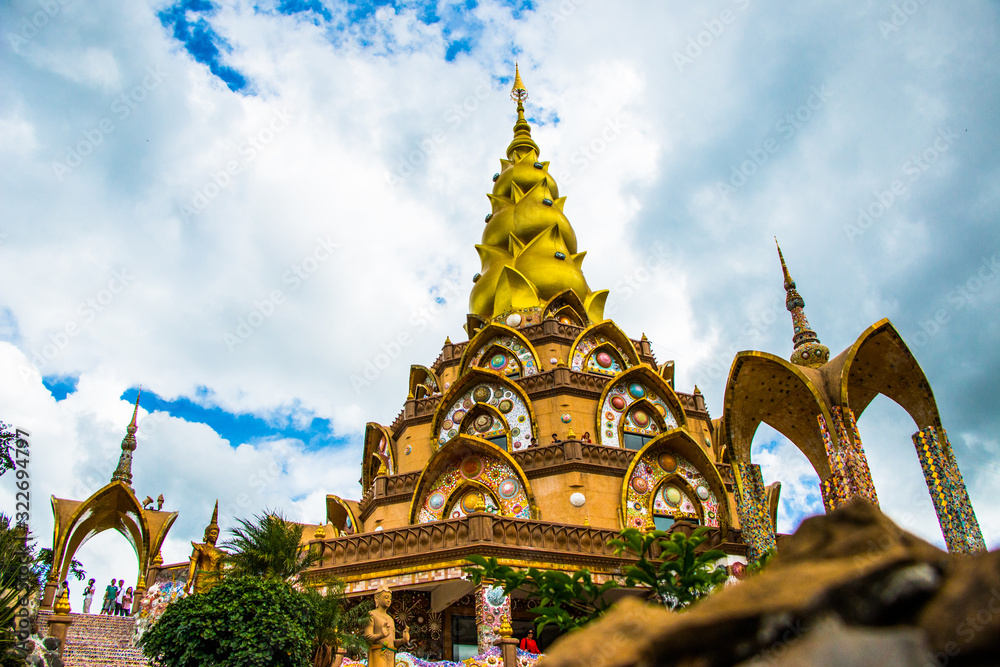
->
[41,636,60,652]
[42,653,63,667]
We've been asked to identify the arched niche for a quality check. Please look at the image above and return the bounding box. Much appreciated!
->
[408,365,442,400]
[619,429,731,532]
[430,369,536,452]
[568,321,641,375]
[443,480,502,519]
[542,289,589,326]
[45,481,176,608]
[361,422,396,490]
[596,365,686,449]
[458,324,540,379]
[325,494,359,536]
[409,436,534,524]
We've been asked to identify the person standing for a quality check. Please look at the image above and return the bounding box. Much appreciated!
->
[82,579,96,614]
[519,629,539,654]
[101,578,117,614]
[121,587,133,617]
[115,579,125,616]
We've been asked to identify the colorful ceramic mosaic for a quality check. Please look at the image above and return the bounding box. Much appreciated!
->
[818,410,879,511]
[913,426,986,554]
[570,333,631,376]
[468,335,539,377]
[438,382,533,451]
[476,583,511,653]
[624,450,719,529]
[733,461,775,563]
[133,579,187,645]
[445,488,499,519]
[377,435,395,475]
[417,453,530,523]
[341,647,541,667]
[817,414,847,512]
[598,381,677,448]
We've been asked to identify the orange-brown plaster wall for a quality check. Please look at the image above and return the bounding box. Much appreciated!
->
[530,471,624,528]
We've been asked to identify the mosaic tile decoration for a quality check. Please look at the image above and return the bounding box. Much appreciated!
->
[820,409,879,510]
[913,426,986,554]
[733,461,776,564]
[599,381,678,448]
[840,407,878,507]
[624,450,719,529]
[343,647,542,667]
[377,434,395,475]
[445,489,499,519]
[817,414,847,512]
[417,453,531,523]
[438,383,533,451]
[570,333,632,376]
[476,583,511,654]
[468,335,539,377]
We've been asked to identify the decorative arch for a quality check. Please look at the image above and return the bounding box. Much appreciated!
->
[721,351,835,479]
[596,365,686,448]
[619,429,731,532]
[361,423,396,490]
[620,398,670,445]
[568,321,641,375]
[542,289,589,326]
[408,365,441,399]
[443,480,502,519]
[458,324,540,379]
[409,436,534,523]
[430,369,536,452]
[325,494,359,536]
[46,481,176,608]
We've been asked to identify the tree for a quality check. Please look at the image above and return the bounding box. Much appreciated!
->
[221,511,319,580]
[34,548,86,585]
[1,515,37,667]
[0,423,16,477]
[301,581,371,667]
[140,575,314,667]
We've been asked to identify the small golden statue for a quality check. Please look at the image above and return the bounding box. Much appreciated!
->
[185,500,225,594]
[363,585,409,667]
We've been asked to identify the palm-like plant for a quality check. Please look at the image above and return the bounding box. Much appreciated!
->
[302,581,372,667]
[221,511,319,580]
[34,548,86,583]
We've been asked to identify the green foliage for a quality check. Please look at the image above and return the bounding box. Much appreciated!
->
[0,515,35,667]
[610,526,728,610]
[0,423,15,477]
[301,581,372,667]
[221,511,319,580]
[140,575,315,667]
[464,555,618,634]
[748,548,776,575]
[34,548,86,583]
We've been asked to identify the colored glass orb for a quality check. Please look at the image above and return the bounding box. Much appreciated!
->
[632,409,649,427]
[628,383,646,399]
[542,198,553,206]
[493,173,499,181]
[560,413,572,423]
[533,162,544,169]
[490,353,507,369]
[664,486,682,507]
[596,351,613,368]
[472,273,481,283]
[485,213,492,222]
[610,395,626,411]
[554,252,566,260]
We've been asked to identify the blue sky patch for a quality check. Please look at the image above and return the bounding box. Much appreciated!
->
[43,375,79,401]
[277,0,333,21]
[158,0,250,93]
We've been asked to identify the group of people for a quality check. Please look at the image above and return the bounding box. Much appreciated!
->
[79,578,134,615]
[526,432,593,447]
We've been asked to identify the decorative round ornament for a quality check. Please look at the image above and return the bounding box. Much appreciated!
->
[632,410,650,427]
[447,429,458,438]
[606,429,614,438]
[517,415,526,423]
[499,478,518,499]
[428,492,446,510]
[560,413,572,423]
[451,509,462,519]
[631,477,650,494]
[658,452,678,473]
[570,492,586,507]
[472,273,481,283]
[550,357,558,365]
[605,411,614,420]
[461,456,483,478]
[505,313,522,327]
[696,485,710,501]
[498,399,513,413]
[495,388,506,399]
[610,395,626,411]
[463,398,474,409]
[486,586,507,606]
[553,251,565,259]
[452,409,466,423]
[473,387,491,402]
[628,383,646,399]
[596,351,613,368]
[664,486,682,507]
[474,413,494,433]
[490,353,507,370]
[461,491,481,512]
[404,445,412,455]
[443,419,453,430]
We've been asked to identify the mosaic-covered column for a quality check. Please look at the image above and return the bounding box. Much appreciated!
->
[913,426,986,554]
[817,414,847,511]
[734,461,776,563]
[825,408,879,508]
[476,581,511,655]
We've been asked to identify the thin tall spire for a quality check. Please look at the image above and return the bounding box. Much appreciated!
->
[111,387,141,488]
[775,239,829,368]
[506,63,538,161]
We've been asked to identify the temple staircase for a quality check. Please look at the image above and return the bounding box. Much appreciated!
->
[38,611,150,667]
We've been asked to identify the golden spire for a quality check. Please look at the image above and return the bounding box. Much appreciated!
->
[775,239,829,368]
[111,387,141,488]
[469,66,608,327]
[203,500,220,543]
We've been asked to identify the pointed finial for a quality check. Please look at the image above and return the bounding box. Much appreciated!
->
[693,385,702,395]
[313,523,326,540]
[775,237,794,290]
[641,332,649,341]
[444,336,452,345]
[499,617,513,637]
[583,516,590,527]
[506,63,539,161]
[54,588,71,614]
[111,388,142,487]
[774,240,829,368]
[510,63,528,104]
[377,459,389,477]
[129,386,142,429]
[210,500,219,526]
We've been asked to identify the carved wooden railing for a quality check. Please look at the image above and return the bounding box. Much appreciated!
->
[390,395,441,435]
[514,440,636,477]
[358,471,422,520]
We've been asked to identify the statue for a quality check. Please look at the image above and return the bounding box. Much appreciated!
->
[363,585,409,667]
[185,501,225,594]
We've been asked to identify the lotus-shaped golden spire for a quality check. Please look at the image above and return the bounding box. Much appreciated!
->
[469,66,608,326]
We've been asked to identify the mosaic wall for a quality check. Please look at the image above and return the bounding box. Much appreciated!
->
[599,381,678,448]
[817,414,846,512]
[446,489,499,519]
[733,461,776,563]
[819,410,879,510]
[838,407,878,506]
[476,583,511,654]
[570,333,631,376]
[913,426,986,554]
[468,335,539,377]
[417,453,531,523]
[624,450,719,529]
[438,383,533,451]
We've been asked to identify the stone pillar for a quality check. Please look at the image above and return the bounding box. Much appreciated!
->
[842,408,879,507]
[733,461,776,564]
[46,590,73,656]
[493,618,520,667]
[822,409,880,510]
[41,576,58,610]
[913,426,986,554]
[475,581,511,655]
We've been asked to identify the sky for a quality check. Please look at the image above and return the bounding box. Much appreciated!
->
[1,0,998,609]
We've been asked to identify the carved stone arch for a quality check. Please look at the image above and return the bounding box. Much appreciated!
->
[46,481,177,608]
[443,479,503,519]
[568,321,641,373]
[722,351,835,480]
[649,474,704,524]
[430,368,536,452]
[542,288,589,326]
[325,494,360,536]
[596,365,687,448]
[830,318,942,432]
[408,364,441,399]
[458,324,540,378]
[619,429,731,533]
[459,403,511,451]
[618,397,669,449]
[361,422,396,490]
[409,435,535,524]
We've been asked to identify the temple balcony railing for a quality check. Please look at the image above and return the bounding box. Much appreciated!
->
[358,471,422,521]
[513,440,636,478]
